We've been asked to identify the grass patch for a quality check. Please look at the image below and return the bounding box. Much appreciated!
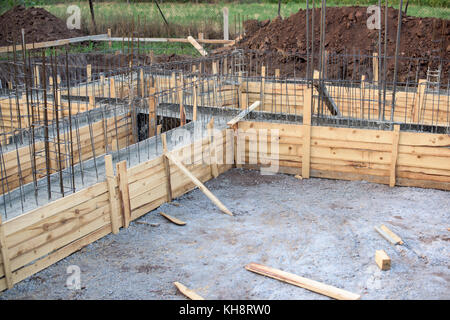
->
[36,1,449,39]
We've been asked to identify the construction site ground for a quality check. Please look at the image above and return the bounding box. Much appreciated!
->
[0,168,448,300]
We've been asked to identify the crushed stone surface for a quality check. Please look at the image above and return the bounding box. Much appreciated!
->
[1,168,449,300]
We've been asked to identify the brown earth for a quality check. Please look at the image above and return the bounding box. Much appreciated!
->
[233,6,449,80]
[0,5,84,46]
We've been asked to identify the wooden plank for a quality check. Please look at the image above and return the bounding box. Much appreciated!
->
[227,101,261,127]
[389,125,400,187]
[11,224,111,290]
[165,152,233,216]
[245,263,360,300]
[399,131,450,147]
[3,182,108,237]
[116,161,131,228]
[375,250,391,271]
[174,281,205,300]
[159,212,186,226]
[374,225,399,245]
[312,126,393,144]
[0,218,13,289]
[10,205,110,271]
[0,34,108,53]
[380,224,403,245]
[7,193,109,252]
[105,155,120,234]
[97,37,233,45]
[187,36,208,56]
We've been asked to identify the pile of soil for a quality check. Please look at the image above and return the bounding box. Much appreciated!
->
[235,6,449,80]
[0,5,84,46]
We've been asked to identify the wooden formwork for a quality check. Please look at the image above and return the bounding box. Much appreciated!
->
[0,128,233,291]
[240,79,450,127]
[237,119,450,190]
[0,113,133,195]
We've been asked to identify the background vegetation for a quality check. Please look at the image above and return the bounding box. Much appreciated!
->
[0,1,448,39]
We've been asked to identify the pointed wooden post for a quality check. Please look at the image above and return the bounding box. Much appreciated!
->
[107,28,112,49]
[193,81,198,121]
[148,87,156,137]
[261,65,266,110]
[413,79,426,124]
[165,152,233,216]
[302,88,312,179]
[105,154,120,234]
[373,52,379,83]
[161,133,173,202]
[179,74,186,126]
[87,64,92,83]
[389,125,400,187]
[207,118,219,178]
[116,161,131,228]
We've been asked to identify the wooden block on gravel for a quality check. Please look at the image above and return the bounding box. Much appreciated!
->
[375,250,391,271]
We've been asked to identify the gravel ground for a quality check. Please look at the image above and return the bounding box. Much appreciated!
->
[1,168,449,300]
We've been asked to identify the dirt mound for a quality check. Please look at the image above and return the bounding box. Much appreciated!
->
[236,6,449,80]
[0,5,84,46]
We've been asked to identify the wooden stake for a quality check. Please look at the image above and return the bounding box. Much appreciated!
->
[89,95,95,109]
[245,263,360,300]
[105,154,120,234]
[174,281,205,300]
[140,69,145,97]
[223,7,229,42]
[87,64,92,83]
[373,52,379,83]
[178,75,186,126]
[193,83,198,121]
[240,92,248,110]
[261,65,266,110]
[161,133,173,203]
[107,28,112,49]
[34,65,40,87]
[207,118,219,178]
[302,88,312,179]
[165,152,233,216]
[413,79,426,123]
[149,50,155,64]
[116,161,131,228]
[389,125,400,187]
[148,87,156,137]
[110,78,116,98]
